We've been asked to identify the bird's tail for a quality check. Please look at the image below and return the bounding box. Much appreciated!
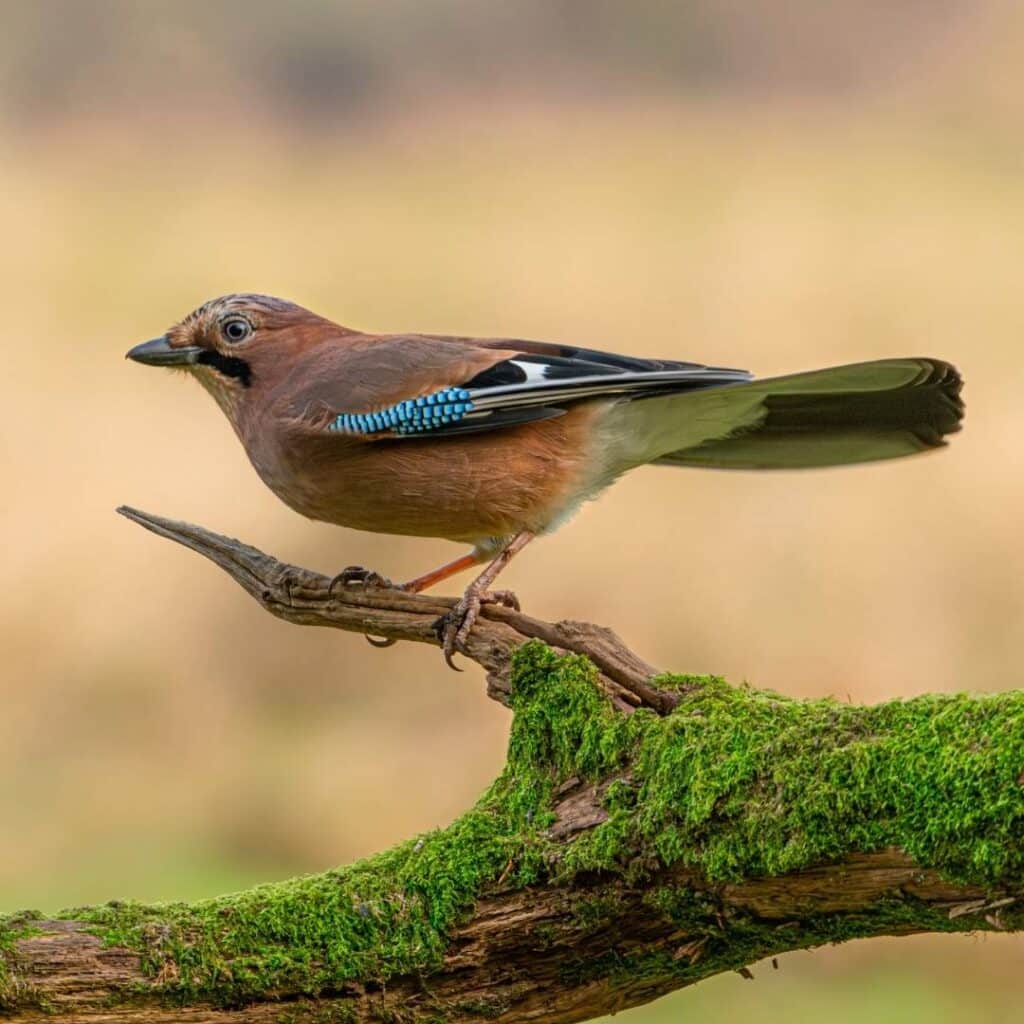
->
[602,358,964,472]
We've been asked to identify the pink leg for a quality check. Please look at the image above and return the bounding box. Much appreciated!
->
[400,550,485,593]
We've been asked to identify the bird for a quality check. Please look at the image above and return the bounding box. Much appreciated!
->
[127,293,964,665]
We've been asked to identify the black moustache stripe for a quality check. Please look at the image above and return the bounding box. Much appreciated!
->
[196,350,253,388]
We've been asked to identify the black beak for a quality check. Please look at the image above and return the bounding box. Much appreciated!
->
[126,336,202,367]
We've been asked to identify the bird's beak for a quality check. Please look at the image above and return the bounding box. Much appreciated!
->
[126,336,202,367]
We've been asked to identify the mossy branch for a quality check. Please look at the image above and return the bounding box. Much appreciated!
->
[2,513,1022,1023]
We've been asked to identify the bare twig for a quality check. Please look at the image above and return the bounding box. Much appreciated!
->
[116,506,672,713]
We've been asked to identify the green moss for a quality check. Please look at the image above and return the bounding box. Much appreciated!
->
[70,816,512,1007]
[572,892,626,934]
[0,910,45,1010]
[560,669,1024,885]
[7,642,1022,1013]
[58,646,607,1008]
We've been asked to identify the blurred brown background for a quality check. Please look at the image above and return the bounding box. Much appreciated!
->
[2,2,1023,1020]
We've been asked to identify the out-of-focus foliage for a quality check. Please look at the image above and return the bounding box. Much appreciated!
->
[0,0,987,127]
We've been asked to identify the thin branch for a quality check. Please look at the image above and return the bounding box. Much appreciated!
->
[115,506,672,713]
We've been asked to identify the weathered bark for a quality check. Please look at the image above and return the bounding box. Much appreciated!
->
[1,508,1020,1023]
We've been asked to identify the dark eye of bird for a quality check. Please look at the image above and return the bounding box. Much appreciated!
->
[221,317,252,343]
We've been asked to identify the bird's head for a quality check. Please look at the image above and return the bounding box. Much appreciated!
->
[126,293,345,417]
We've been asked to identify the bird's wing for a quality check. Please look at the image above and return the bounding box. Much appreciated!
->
[298,334,751,439]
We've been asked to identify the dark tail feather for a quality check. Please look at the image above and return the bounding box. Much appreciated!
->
[654,358,964,470]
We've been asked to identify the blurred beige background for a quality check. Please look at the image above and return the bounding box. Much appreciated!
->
[2,2,1023,1021]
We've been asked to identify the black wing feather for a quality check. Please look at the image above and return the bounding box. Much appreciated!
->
[417,347,751,438]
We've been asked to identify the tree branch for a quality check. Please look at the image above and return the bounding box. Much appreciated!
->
[114,506,671,714]
[2,510,1021,1023]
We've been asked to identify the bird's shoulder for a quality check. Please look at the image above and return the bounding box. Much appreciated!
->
[280,333,519,414]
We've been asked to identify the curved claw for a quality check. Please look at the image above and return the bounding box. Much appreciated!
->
[365,634,397,649]
[417,529,534,668]
[328,565,392,597]
[485,589,520,612]
[433,612,465,672]
[432,586,523,669]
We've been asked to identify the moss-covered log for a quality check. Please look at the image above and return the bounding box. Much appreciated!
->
[2,513,1022,1023]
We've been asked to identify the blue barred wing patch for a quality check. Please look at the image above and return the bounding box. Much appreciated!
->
[328,388,475,436]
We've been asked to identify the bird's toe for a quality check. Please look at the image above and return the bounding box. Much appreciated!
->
[328,565,393,595]
[433,585,522,669]
[454,592,484,651]
[435,610,465,671]
[481,588,520,612]
[433,593,484,671]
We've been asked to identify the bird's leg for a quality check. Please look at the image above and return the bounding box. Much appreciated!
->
[399,550,485,593]
[325,565,400,647]
[437,532,535,669]
[328,541,529,660]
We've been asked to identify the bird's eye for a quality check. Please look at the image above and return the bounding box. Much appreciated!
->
[221,317,252,344]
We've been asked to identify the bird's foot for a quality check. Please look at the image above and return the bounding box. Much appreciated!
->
[327,565,393,596]
[483,589,521,612]
[327,566,399,649]
[436,587,520,670]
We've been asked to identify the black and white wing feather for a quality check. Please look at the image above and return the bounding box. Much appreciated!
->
[326,341,752,439]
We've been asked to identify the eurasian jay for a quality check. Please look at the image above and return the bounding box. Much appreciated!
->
[127,294,964,664]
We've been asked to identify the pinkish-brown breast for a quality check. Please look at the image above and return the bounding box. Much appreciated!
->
[240,400,610,545]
